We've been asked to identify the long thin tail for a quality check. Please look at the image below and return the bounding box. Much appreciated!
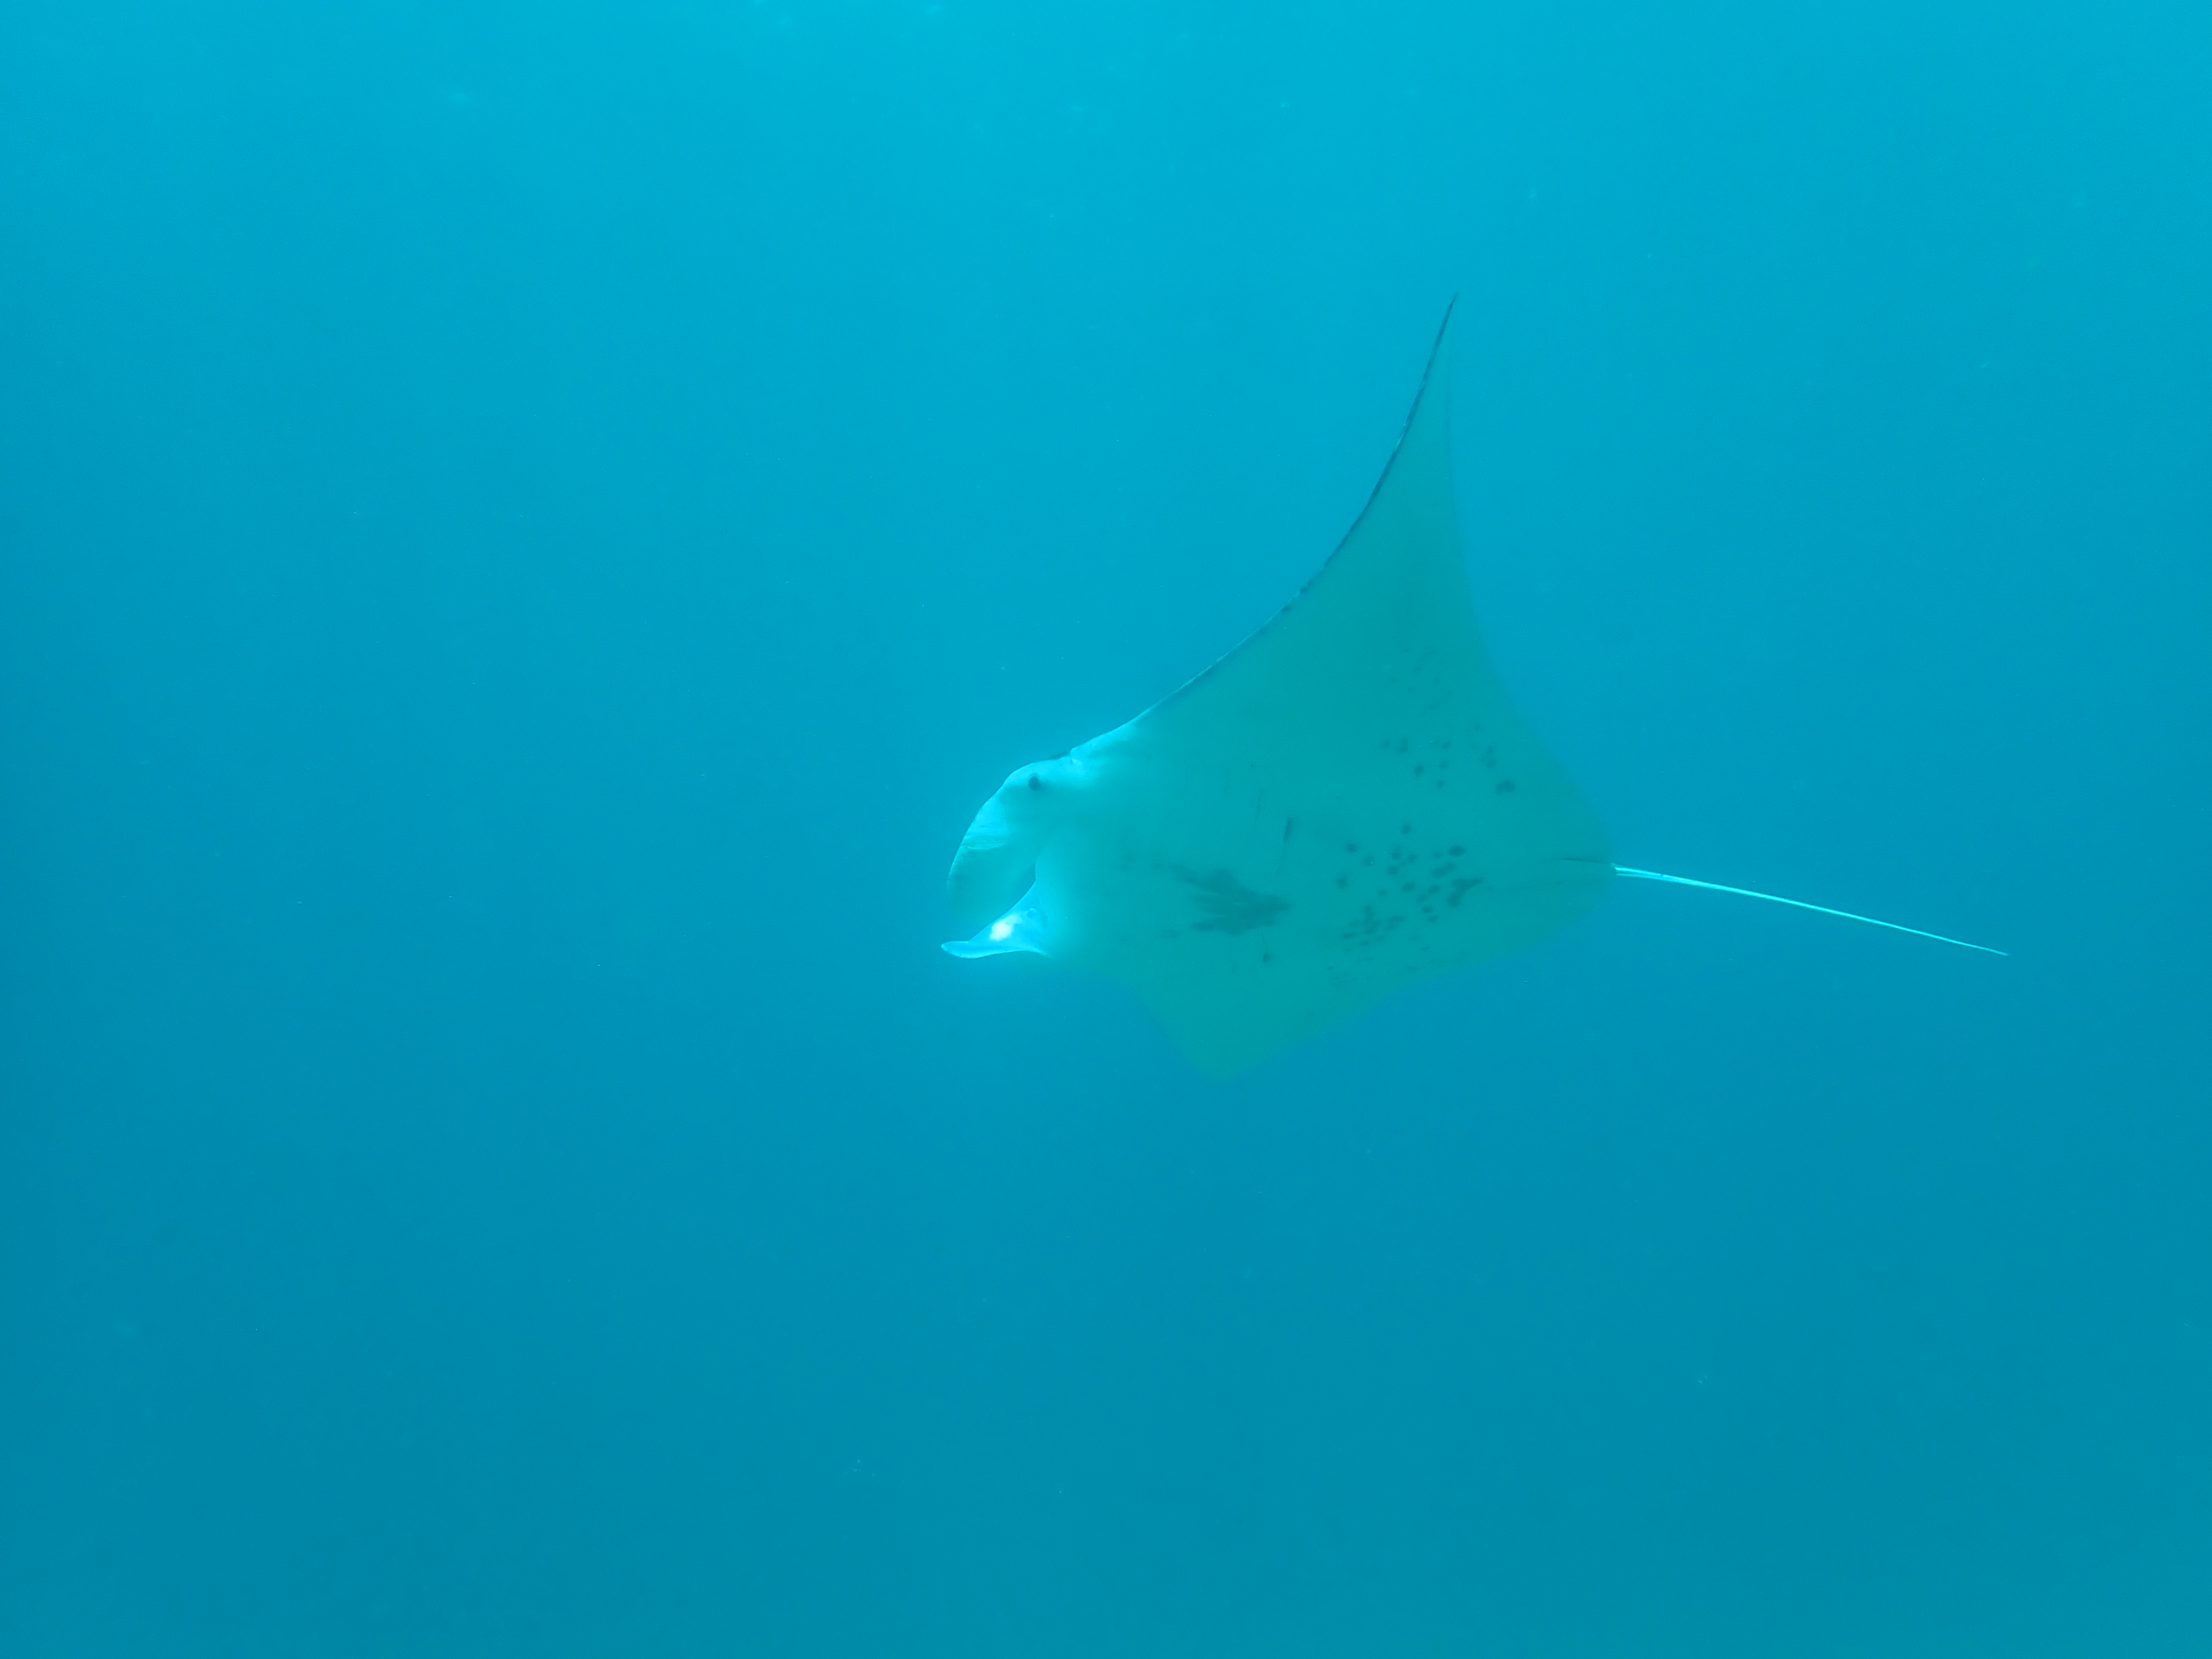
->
[1613,867,2006,956]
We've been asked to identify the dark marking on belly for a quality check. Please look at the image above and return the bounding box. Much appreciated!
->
[1178,867,1291,935]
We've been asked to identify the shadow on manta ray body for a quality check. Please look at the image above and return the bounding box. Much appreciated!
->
[942,305,2004,1076]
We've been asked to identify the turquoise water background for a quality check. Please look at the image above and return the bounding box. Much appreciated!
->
[3,2,2208,1653]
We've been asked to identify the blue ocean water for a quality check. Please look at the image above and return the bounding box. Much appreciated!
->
[3,1,2208,1653]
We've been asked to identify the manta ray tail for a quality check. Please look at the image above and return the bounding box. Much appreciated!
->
[1611,867,2006,956]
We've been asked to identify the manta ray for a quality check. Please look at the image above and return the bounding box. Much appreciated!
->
[942,307,2000,1074]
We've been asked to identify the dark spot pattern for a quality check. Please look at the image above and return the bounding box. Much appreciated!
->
[1313,723,1528,961]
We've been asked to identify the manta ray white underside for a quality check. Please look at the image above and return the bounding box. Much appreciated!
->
[942,307,1999,1074]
